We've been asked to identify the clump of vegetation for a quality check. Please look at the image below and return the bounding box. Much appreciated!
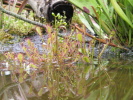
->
[0,29,14,43]
[3,15,34,36]
[0,5,35,38]
[4,27,98,99]
[1,1,133,99]
[72,9,83,25]
[68,0,133,48]
[4,13,92,74]
[3,13,96,98]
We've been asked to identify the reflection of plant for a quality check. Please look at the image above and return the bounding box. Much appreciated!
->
[2,55,133,100]
[2,54,111,99]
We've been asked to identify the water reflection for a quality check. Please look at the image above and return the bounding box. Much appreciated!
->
[0,54,133,100]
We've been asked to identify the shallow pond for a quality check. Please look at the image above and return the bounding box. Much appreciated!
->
[0,53,133,100]
[0,33,133,100]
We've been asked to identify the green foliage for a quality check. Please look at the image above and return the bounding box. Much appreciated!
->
[72,11,83,25]
[52,12,67,28]
[111,0,133,28]
[0,29,14,43]
[1,2,133,99]
[0,5,34,38]
[68,0,133,47]
[3,15,34,36]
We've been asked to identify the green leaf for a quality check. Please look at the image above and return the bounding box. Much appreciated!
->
[111,0,133,28]
[68,0,98,15]
[28,85,33,94]
[17,53,24,63]
[83,56,90,63]
[129,29,132,45]
[36,26,42,36]
[19,75,23,83]
[30,63,38,68]
[128,0,133,7]
[78,12,95,35]
[77,33,83,42]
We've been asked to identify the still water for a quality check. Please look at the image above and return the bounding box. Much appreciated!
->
[0,54,133,100]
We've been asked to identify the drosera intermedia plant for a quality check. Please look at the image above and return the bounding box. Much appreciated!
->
[4,41,110,99]
[3,9,97,73]
[52,12,67,28]
[3,11,98,98]
[45,24,79,65]
[49,12,68,62]
[3,21,111,99]
[4,22,94,75]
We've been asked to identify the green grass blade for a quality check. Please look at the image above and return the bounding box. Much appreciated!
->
[111,0,133,28]
[128,0,133,7]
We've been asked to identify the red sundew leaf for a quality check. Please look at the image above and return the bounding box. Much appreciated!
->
[77,33,83,42]
[83,7,90,14]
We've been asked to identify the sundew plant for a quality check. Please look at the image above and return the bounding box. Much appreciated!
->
[1,1,133,99]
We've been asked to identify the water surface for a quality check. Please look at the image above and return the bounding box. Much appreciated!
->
[0,54,133,100]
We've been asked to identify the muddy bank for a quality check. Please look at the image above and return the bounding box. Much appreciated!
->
[0,34,48,53]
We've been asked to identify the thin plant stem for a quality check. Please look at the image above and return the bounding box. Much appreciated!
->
[0,0,3,29]
[0,5,46,27]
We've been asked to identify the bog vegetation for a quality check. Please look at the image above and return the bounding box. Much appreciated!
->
[0,0,133,99]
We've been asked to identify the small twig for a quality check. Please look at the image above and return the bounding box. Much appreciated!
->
[0,5,46,28]
[74,24,128,50]
[17,0,28,14]
[3,0,32,10]
[0,0,3,28]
